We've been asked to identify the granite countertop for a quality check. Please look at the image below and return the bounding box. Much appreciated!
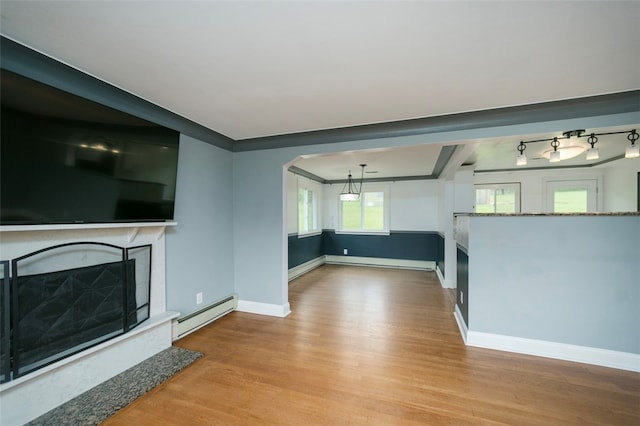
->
[455,212,640,216]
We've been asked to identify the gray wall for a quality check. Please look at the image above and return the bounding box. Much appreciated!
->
[233,150,290,306]
[165,135,234,314]
[468,215,640,354]
[232,132,460,307]
[230,110,638,312]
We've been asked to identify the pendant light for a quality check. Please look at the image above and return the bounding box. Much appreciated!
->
[339,164,366,201]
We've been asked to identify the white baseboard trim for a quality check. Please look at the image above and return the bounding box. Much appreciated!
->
[466,331,640,372]
[288,256,326,281]
[436,266,454,289]
[237,300,291,318]
[325,255,435,271]
[453,304,468,344]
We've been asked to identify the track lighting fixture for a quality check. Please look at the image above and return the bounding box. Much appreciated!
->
[515,128,638,166]
[585,133,599,160]
[549,137,561,163]
[625,130,639,158]
[516,141,527,166]
[563,129,585,139]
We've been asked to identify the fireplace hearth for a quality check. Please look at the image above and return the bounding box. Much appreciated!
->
[0,222,175,426]
[1,242,151,383]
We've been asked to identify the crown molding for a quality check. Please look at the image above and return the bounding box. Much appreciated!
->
[3,35,638,154]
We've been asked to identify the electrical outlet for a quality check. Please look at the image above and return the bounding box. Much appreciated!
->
[343,248,348,255]
[460,291,464,305]
[196,292,203,305]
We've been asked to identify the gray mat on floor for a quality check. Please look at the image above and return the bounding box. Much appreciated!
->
[27,346,203,426]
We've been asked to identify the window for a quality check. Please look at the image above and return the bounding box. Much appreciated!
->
[339,186,389,233]
[546,179,598,213]
[553,188,588,213]
[475,183,520,213]
[298,187,319,235]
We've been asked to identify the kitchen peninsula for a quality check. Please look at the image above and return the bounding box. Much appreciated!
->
[453,212,639,371]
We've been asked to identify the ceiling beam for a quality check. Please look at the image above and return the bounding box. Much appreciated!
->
[233,91,640,152]
[439,143,480,181]
[287,166,327,184]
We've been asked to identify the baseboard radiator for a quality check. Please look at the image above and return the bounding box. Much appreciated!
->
[325,255,435,271]
[288,256,326,281]
[172,294,237,340]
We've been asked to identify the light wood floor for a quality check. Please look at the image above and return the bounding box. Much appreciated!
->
[103,265,639,425]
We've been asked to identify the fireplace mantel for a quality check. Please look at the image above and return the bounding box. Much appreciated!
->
[1,221,178,244]
[1,221,177,242]
[0,221,179,425]
[0,221,178,231]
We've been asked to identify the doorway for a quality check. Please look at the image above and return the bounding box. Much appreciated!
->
[545,179,599,213]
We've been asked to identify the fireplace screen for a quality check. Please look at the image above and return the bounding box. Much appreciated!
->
[0,242,151,383]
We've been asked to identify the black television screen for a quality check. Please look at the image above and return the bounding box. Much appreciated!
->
[1,70,180,225]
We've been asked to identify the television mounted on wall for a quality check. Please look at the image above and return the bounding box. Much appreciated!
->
[1,69,180,225]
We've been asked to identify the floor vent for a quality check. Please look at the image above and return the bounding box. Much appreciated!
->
[173,294,237,340]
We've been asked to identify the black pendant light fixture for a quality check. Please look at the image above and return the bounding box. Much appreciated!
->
[339,164,366,201]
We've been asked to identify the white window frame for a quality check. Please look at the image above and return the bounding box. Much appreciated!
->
[337,184,390,235]
[297,177,321,237]
[474,183,521,213]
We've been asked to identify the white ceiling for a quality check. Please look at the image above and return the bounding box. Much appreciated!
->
[293,124,639,181]
[296,144,444,181]
[1,1,639,177]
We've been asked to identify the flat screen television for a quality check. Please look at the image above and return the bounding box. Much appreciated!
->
[1,69,180,225]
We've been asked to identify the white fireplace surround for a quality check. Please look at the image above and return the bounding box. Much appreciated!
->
[0,222,178,426]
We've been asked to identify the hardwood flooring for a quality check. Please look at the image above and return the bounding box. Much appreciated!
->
[103,265,640,425]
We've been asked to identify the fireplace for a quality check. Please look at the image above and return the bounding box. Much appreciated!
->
[0,223,177,425]
[1,242,151,382]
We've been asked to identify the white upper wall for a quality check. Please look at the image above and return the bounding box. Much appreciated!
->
[598,158,640,212]
[389,180,440,231]
[454,167,475,213]
[287,172,324,235]
[322,179,440,231]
